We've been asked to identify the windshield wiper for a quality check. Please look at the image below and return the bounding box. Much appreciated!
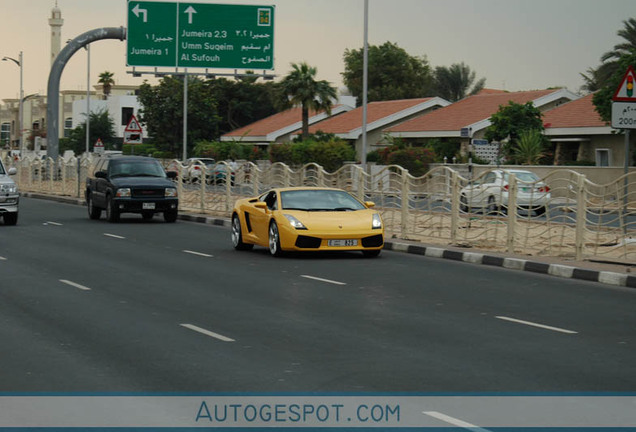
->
[333,207,357,211]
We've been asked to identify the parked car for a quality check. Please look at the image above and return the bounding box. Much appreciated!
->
[208,163,235,185]
[183,158,216,183]
[85,155,178,223]
[459,169,551,215]
[231,187,384,257]
[0,159,19,225]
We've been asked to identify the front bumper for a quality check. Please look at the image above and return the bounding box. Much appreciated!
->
[113,197,178,213]
[279,225,384,252]
[0,194,19,213]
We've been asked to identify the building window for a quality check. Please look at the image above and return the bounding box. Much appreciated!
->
[32,121,40,131]
[595,149,611,167]
[1,123,10,147]
[122,107,134,126]
[64,117,73,138]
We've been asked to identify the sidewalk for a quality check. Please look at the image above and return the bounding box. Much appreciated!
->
[23,192,636,289]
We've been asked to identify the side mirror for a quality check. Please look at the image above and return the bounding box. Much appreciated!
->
[166,171,177,179]
[254,202,268,211]
[365,201,376,208]
[8,167,17,176]
[95,170,108,179]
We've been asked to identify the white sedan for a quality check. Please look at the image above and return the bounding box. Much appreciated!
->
[459,169,551,215]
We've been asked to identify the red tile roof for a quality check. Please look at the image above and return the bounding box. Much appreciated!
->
[542,93,608,128]
[222,106,328,138]
[387,89,558,133]
[306,98,436,134]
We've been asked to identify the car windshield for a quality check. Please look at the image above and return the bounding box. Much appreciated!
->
[109,160,166,178]
[280,190,366,211]
[0,162,5,175]
[504,171,540,183]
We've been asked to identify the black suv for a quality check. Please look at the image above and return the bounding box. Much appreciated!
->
[85,155,178,223]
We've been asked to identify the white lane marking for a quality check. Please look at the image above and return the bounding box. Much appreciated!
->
[104,233,126,239]
[183,250,214,258]
[44,221,63,226]
[423,411,491,431]
[0,256,7,261]
[59,279,91,291]
[495,316,578,334]
[300,275,347,286]
[180,324,235,342]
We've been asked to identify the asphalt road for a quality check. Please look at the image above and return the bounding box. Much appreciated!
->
[1,197,635,393]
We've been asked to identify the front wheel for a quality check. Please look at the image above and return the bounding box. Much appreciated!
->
[3,212,17,226]
[106,196,120,223]
[460,194,469,213]
[87,194,101,220]
[486,196,500,215]
[164,209,178,223]
[268,221,283,257]
[232,214,253,251]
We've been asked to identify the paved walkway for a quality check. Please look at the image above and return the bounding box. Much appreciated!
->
[23,192,636,290]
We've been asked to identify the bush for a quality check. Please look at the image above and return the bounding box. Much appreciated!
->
[268,138,356,172]
[123,144,158,156]
[193,140,266,161]
[378,145,435,176]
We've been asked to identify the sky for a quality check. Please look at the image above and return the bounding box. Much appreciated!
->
[0,0,633,101]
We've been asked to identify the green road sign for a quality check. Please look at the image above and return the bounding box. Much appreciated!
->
[127,1,275,69]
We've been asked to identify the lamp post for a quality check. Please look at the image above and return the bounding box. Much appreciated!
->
[2,51,23,155]
[85,44,90,154]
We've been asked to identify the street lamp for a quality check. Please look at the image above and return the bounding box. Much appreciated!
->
[2,51,23,155]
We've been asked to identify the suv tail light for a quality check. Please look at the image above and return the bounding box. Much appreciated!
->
[539,186,550,193]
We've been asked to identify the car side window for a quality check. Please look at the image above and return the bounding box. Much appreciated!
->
[484,173,497,184]
[264,191,277,210]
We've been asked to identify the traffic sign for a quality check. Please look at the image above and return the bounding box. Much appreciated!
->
[612,65,636,102]
[125,114,142,132]
[127,1,275,69]
[611,102,636,129]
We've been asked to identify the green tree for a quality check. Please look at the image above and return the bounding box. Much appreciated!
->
[59,109,116,155]
[342,41,434,103]
[485,101,545,161]
[97,71,115,99]
[434,62,486,102]
[137,75,221,156]
[279,62,337,140]
[209,77,280,134]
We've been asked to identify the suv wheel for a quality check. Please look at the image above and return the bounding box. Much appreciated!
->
[164,209,178,223]
[3,212,18,226]
[106,196,120,223]
[87,194,102,220]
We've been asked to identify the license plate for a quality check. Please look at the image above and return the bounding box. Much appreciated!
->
[143,202,156,210]
[328,239,358,247]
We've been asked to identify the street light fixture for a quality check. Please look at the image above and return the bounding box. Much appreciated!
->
[2,51,23,155]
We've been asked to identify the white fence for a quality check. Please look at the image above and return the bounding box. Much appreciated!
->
[5,154,636,263]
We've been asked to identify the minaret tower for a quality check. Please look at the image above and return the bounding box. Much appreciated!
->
[49,1,64,66]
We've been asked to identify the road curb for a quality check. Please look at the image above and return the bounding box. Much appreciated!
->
[383,241,636,289]
[21,193,635,289]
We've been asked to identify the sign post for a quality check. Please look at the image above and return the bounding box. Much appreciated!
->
[124,114,143,145]
[127,1,275,70]
[611,65,636,233]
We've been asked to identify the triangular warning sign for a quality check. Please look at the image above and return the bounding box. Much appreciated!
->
[125,114,143,132]
[612,65,636,102]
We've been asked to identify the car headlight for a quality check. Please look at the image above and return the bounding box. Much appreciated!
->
[116,188,131,198]
[284,214,307,230]
[165,187,178,197]
[1,184,18,194]
[372,213,382,229]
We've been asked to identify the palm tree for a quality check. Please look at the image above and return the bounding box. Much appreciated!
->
[513,129,545,165]
[98,71,115,99]
[434,62,486,102]
[279,62,337,140]
[584,18,636,92]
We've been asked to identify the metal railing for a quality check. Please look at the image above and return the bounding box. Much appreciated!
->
[5,154,635,263]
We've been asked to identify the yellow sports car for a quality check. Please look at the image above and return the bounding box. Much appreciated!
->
[231,187,384,257]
